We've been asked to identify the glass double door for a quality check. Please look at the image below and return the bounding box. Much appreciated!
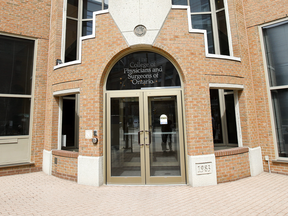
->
[106,90,186,185]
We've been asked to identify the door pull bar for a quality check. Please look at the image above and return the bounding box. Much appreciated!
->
[145,130,151,146]
[138,130,144,146]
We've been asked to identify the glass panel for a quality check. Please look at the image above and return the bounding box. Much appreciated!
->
[0,36,34,95]
[82,21,93,36]
[106,52,181,90]
[83,0,102,19]
[0,98,30,136]
[104,0,109,9]
[172,0,188,5]
[65,19,78,62]
[271,89,288,157]
[191,14,215,54]
[62,97,76,148]
[264,22,288,87]
[110,97,141,176]
[189,0,211,12]
[215,0,224,10]
[217,10,230,55]
[148,96,181,177]
[224,94,238,145]
[210,89,223,144]
[67,0,78,18]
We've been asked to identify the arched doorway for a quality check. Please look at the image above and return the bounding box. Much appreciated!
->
[105,51,186,185]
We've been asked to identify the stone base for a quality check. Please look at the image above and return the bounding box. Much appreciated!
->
[249,146,263,176]
[42,150,52,175]
[78,156,103,186]
[188,154,217,187]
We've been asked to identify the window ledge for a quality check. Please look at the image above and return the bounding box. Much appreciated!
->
[215,147,249,157]
[52,150,79,158]
[272,159,288,164]
[0,162,35,169]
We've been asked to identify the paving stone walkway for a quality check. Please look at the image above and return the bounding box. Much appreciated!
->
[1,172,288,215]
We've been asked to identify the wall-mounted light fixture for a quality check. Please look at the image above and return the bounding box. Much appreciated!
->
[56,59,63,65]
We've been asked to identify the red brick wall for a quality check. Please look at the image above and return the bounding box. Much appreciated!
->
[52,151,78,182]
[0,165,41,177]
[244,0,288,173]
[216,151,251,183]
[41,0,288,181]
[46,12,129,157]
[47,9,250,159]
[0,0,50,175]
[45,5,256,174]
[154,8,251,156]
[4,0,288,181]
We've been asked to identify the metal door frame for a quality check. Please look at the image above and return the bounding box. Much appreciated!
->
[106,89,186,185]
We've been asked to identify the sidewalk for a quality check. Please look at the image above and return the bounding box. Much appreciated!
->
[0,172,288,215]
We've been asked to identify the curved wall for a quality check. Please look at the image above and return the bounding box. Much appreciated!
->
[44,0,262,185]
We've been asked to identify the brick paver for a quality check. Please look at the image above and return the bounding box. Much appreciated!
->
[0,172,288,215]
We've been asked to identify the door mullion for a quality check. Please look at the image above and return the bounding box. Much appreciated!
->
[139,92,147,184]
[143,92,150,184]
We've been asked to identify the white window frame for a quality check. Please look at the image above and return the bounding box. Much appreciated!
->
[53,88,80,150]
[61,0,108,63]
[209,83,243,149]
[259,18,288,160]
[173,0,233,56]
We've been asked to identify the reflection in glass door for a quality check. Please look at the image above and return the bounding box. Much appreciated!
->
[144,91,185,184]
[107,91,145,184]
[147,96,181,176]
[110,97,141,177]
[107,90,185,185]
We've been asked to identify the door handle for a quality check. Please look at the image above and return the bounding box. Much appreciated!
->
[145,130,151,146]
[138,130,144,146]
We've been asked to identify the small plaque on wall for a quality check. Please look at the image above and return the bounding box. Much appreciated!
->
[196,162,212,175]
[85,130,93,139]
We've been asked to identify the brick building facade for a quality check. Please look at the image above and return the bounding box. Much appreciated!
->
[0,0,288,187]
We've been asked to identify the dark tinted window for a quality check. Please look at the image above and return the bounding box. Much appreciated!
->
[215,0,224,10]
[83,0,102,19]
[189,0,211,12]
[0,98,31,136]
[65,19,78,62]
[82,21,93,36]
[217,10,229,55]
[0,36,34,95]
[264,22,288,87]
[172,0,188,5]
[106,52,181,90]
[67,0,79,18]
[191,14,215,54]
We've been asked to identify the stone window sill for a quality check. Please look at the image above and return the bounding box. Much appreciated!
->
[52,150,79,158]
[272,159,288,164]
[0,162,35,169]
[215,147,249,157]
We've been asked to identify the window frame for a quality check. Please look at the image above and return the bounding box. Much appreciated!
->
[0,33,37,139]
[61,0,108,63]
[54,89,80,151]
[0,33,37,165]
[173,0,233,56]
[259,18,288,160]
[209,83,243,150]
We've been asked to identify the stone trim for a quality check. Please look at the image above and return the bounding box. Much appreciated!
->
[52,150,79,158]
[215,147,249,157]
[0,162,35,169]
[272,160,288,164]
